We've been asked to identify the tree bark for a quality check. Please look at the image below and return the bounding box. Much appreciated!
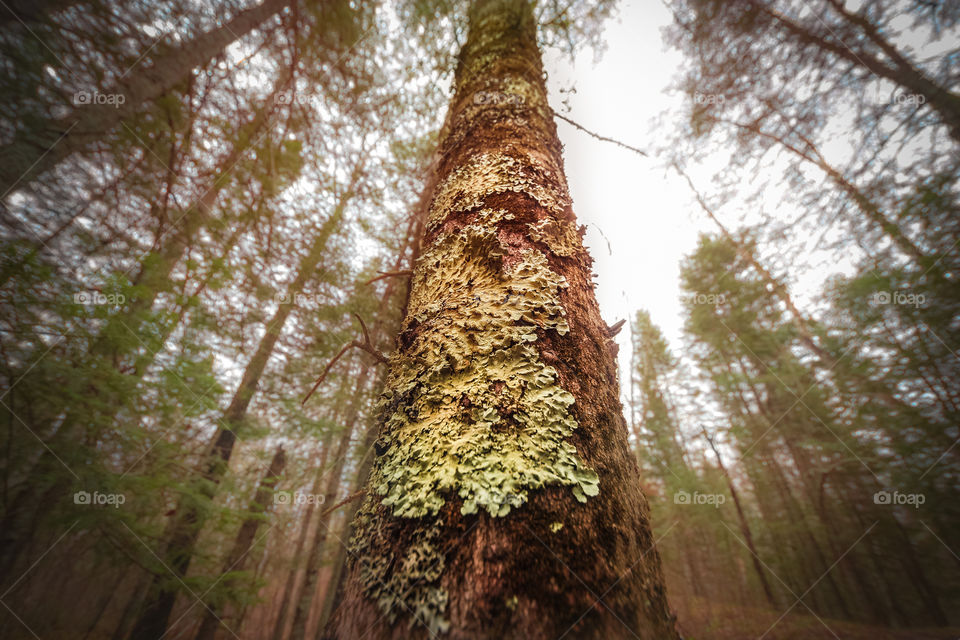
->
[324,2,679,638]
[194,446,287,640]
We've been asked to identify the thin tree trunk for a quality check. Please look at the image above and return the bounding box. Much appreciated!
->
[194,446,287,640]
[269,436,334,640]
[756,0,960,143]
[126,175,356,640]
[0,0,82,25]
[0,75,294,580]
[0,0,293,195]
[701,427,777,608]
[325,1,679,638]
[289,366,373,640]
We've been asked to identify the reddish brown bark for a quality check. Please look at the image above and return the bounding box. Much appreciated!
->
[323,2,678,638]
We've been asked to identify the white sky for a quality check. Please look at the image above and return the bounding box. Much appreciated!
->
[543,0,707,382]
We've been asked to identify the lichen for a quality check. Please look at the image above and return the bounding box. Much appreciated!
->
[352,509,450,635]
[527,217,579,257]
[372,223,598,519]
[550,521,564,532]
[427,153,569,230]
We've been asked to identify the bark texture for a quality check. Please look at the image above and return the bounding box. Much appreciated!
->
[323,2,678,638]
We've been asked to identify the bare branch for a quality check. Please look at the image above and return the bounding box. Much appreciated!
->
[302,315,389,405]
[552,111,648,157]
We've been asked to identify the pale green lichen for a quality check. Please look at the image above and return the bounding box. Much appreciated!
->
[527,217,579,257]
[506,595,519,610]
[373,223,598,519]
[427,153,569,230]
[550,521,564,532]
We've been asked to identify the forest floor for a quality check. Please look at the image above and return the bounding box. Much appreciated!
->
[674,598,960,639]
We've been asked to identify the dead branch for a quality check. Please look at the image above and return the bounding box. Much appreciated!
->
[552,111,649,157]
[320,488,367,517]
[301,314,389,405]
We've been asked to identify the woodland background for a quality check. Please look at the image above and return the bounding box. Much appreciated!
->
[0,0,958,638]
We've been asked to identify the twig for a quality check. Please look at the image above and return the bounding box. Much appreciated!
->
[365,270,412,286]
[606,319,626,338]
[552,111,649,157]
[302,314,389,405]
[320,489,367,517]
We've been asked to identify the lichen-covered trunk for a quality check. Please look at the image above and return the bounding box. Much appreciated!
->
[323,2,678,638]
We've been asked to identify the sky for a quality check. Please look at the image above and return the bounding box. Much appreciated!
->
[542,0,709,383]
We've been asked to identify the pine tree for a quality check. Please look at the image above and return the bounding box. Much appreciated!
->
[324,1,678,637]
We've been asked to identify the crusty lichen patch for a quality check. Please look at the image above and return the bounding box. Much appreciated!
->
[352,505,450,635]
[372,223,598,519]
[427,153,569,230]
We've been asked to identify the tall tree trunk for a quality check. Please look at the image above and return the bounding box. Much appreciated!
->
[701,428,777,608]
[755,0,960,143]
[194,446,287,640]
[315,419,378,631]
[269,436,334,640]
[289,363,375,640]
[324,2,679,638]
[0,0,293,196]
[126,177,356,640]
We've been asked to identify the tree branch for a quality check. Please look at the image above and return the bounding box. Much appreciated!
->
[301,314,389,405]
[552,111,648,157]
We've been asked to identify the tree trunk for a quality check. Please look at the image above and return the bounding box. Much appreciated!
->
[701,428,777,608]
[324,2,679,638]
[126,177,355,640]
[289,363,375,640]
[0,71,293,581]
[0,0,82,25]
[194,446,287,640]
[268,435,334,640]
[0,0,293,196]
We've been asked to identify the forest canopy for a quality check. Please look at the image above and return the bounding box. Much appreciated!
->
[0,0,957,639]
